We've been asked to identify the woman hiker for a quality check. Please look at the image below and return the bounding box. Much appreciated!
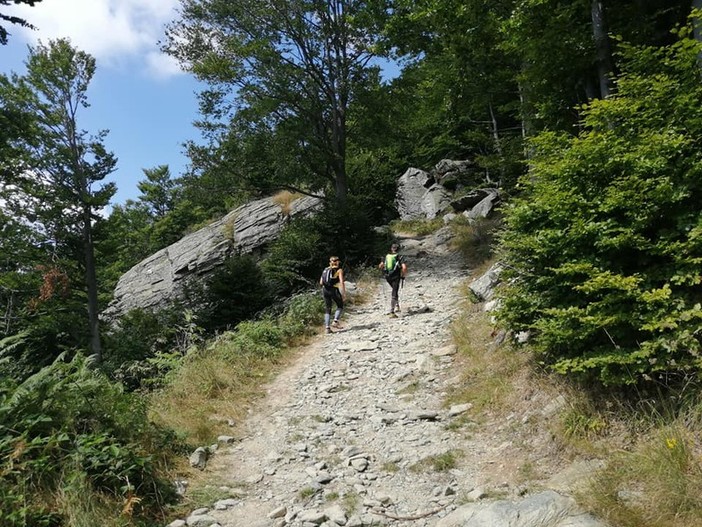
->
[320,256,346,333]
[379,243,408,317]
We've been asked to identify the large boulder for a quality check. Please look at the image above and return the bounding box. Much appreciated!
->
[436,490,607,527]
[395,167,453,220]
[420,184,452,219]
[395,167,434,220]
[432,159,478,189]
[103,194,323,320]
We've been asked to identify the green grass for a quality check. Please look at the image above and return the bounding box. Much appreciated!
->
[449,216,501,267]
[582,417,702,527]
[390,217,444,236]
[410,450,462,473]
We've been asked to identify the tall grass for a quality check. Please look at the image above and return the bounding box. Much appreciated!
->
[449,216,501,267]
[149,292,324,445]
[446,305,530,415]
[389,217,444,236]
[582,402,702,527]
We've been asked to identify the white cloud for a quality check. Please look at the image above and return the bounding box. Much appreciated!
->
[6,0,183,77]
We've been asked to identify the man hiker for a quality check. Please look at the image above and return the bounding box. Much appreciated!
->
[379,243,407,317]
[320,256,346,333]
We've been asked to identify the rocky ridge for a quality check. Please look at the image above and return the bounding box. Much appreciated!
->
[167,229,608,527]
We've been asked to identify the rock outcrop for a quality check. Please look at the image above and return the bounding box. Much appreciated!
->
[104,194,323,320]
[396,160,501,222]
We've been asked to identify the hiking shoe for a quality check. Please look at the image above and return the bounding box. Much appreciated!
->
[325,326,332,334]
[332,319,341,328]
[387,312,398,318]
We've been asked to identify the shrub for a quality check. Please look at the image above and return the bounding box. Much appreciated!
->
[196,254,272,332]
[0,353,181,527]
[498,29,702,385]
[278,292,325,338]
[262,201,382,297]
[103,307,205,390]
[221,318,284,360]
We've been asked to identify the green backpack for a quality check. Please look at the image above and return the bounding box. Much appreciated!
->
[384,253,400,278]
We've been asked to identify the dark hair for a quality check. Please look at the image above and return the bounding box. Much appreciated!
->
[390,243,399,252]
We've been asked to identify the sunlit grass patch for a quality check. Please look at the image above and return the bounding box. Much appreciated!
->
[273,190,304,215]
[389,217,444,236]
[583,421,702,527]
[449,216,502,267]
[446,308,528,414]
[410,450,462,473]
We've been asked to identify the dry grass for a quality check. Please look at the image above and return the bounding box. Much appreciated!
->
[580,411,702,527]
[445,305,531,415]
[449,216,502,268]
[149,337,305,445]
[347,265,381,306]
[389,217,444,236]
[273,190,303,216]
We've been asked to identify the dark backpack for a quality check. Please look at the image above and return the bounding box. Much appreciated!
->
[322,267,335,289]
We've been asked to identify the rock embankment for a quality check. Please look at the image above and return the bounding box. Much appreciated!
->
[168,230,608,527]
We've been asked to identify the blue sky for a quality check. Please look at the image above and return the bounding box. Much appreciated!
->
[2,0,202,207]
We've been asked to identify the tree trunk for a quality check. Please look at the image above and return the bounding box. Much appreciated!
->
[591,0,614,99]
[82,205,102,362]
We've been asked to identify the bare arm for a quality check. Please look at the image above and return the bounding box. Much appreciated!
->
[338,269,346,297]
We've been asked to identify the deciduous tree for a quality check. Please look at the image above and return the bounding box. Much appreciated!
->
[0,0,43,45]
[164,0,384,204]
[0,38,116,362]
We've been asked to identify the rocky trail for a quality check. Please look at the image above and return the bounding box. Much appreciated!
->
[170,231,608,527]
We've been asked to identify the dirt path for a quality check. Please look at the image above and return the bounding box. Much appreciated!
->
[174,231,606,527]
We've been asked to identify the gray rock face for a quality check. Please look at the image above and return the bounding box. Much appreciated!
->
[104,194,322,320]
[464,189,500,221]
[433,159,476,189]
[396,162,496,221]
[421,184,452,219]
[450,189,498,212]
[436,491,606,527]
[469,262,503,301]
[395,168,434,220]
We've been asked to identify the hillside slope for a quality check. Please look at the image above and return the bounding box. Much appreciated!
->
[171,231,606,527]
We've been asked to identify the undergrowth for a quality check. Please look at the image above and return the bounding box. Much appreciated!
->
[449,261,702,526]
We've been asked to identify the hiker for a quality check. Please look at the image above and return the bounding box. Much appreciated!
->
[320,256,346,334]
[379,243,407,317]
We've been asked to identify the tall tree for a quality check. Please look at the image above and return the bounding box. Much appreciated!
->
[0,38,116,362]
[164,0,383,204]
[138,164,175,218]
[0,0,43,45]
[382,0,523,185]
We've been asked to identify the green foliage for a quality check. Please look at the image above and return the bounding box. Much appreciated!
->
[0,354,181,526]
[103,308,207,390]
[196,255,272,333]
[278,292,325,339]
[498,30,702,385]
[0,263,91,381]
[164,0,385,202]
[138,165,176,218]
[380,0,524,187]
[347,147,404,225]
[262,201,381,297]
[222,318,284,360]
[261,216,323,296]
